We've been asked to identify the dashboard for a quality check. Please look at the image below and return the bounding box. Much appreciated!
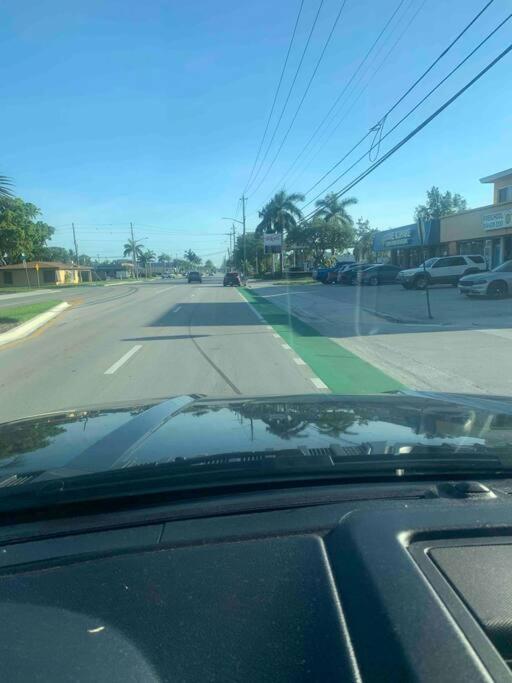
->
[0,478,511,681]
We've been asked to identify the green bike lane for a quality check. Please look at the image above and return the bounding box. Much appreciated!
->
[240,287,404,394]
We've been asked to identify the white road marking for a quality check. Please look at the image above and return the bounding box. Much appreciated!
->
[265,325,272,330]
[104,345,142,375]
[151,288,174,296]
[293,357,306,365]
[173,306,182,313]
[272,333,280,338]
[281,343,292,350]
[311,377,328,389]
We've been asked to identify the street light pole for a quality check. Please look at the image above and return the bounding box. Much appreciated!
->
[130,222,138,279]
[241,194,247,279]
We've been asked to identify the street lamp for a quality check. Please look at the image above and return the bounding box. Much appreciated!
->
[221,211,247,278]
[20,253,30,288]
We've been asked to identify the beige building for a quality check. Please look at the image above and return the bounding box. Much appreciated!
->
[441,168,512,268]
[0,261,93,286]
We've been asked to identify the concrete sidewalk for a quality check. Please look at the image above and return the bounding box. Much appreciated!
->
[250,281,512,396]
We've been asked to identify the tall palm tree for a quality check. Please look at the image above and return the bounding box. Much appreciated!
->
[123,239,144,261]
[256,190,304,273]
[0,175,12,198]
[315,193,357,225]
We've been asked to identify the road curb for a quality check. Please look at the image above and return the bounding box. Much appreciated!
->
[0,302,70,347]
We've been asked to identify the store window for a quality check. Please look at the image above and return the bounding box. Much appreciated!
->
[458,240,485,255]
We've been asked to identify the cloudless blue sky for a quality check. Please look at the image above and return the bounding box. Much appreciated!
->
[2,0,511,263]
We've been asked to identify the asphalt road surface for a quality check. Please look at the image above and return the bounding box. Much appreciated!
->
[0,277,326,423]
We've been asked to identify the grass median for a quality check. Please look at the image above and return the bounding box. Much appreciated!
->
[0,300,60,333]
[240,287,404,394]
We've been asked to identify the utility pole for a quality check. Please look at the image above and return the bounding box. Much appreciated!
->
[232,224,237,270]
[241,194,247,279]
[130,222,139,279]
[72,222,80,282]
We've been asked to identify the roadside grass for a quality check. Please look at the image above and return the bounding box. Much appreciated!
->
[0,300,60,329]
[240,287,404,394]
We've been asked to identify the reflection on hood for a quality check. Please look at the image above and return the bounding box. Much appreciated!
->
[0,393,512,476]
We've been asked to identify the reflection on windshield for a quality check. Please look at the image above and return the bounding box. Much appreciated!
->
[493,260,512,273]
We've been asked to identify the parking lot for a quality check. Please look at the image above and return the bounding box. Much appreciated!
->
[251,279,512,395]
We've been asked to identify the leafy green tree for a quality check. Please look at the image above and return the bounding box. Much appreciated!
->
[78,253,92,266]
[203,259,216,273]
[314,193,357,226]
[232,233,264,274]
[139,249,156,267]
[414,186,467,221]
[287,217,354,266]
[0,197,55,263]
[184,249,201,265]
[36,246,73,263]
[353,218,379,263]
[158,252,171,264]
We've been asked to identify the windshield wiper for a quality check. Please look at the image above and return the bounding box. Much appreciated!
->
[0,441,510,513]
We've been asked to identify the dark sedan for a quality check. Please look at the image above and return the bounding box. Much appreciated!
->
[338,263,372,284]
[355,264,401,286]
[187,271,202,283]
[223,272,242,286]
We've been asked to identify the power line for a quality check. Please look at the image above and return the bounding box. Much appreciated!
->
[257,0,408,203]
[300,40,512,224]
[283,0,426,190]
[301,0,507,202]
[247,0,349,198]
[242,0,305,194]
[245,0,325,194]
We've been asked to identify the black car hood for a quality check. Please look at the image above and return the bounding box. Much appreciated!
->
[2,392,512,478]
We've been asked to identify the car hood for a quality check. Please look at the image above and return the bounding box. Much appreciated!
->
[460,271,489,282]
[398,267,421,276]
[2,392,512,478]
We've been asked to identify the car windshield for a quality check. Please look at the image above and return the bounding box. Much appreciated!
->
[493,260,512,273]
[1,0,512,502]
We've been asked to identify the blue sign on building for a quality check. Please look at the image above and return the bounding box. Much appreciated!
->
[373,220,440,252]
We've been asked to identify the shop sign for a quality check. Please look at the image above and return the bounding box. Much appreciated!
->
[263,232,282,254]
[382,227,413,247]
[482,211,512,231]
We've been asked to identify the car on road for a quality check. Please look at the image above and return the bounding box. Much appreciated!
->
[397,255,487,290]
[355,264,401,286]
[459,259,512,298]
[223,272,242,286]
[187,271,202,283]
[338,263,372,285]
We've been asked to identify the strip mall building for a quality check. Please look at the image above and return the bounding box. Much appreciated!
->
[373,167,512,269]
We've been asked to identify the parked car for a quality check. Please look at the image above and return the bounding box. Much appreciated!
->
[312,260,355,283]
[355,264,402,286]
[223,272,241,286]
[187,271,202,283]
[338,263,372,285]
[397,255,487,290]
[459,259,512,298]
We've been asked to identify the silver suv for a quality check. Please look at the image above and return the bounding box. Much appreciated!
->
[397,255,487,290]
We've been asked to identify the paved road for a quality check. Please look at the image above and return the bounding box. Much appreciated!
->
[0,277,325,423]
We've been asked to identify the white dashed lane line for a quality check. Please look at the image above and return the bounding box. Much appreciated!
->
[293,357,306,365]
[281,343,292,350]
[310,377,328,390]
[104,345,142,375]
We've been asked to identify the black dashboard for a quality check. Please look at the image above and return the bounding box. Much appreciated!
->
[1,478,512,681]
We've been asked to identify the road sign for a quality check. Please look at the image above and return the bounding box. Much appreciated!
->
[263,233,282,254]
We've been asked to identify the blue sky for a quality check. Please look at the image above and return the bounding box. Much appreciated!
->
[2,0,511,264]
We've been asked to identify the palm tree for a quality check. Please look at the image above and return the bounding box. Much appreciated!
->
[0,175,13,198]
[123,239,144,261]
[315,193,357,225]
[158,252,171,264]
[256,190,304,274]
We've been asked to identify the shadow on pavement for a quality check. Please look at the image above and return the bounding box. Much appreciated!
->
[150,302,261,327]
[123,334,210,341]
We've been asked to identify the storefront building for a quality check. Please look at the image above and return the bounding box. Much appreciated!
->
[440,168,512,269]
[372,219,440,268]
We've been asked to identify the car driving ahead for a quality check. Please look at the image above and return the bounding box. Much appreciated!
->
[223,272,242,286]
[187,271,202,283]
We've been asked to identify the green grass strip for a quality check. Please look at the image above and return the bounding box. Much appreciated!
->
[241,287,404,394]
[0,300,60,326]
